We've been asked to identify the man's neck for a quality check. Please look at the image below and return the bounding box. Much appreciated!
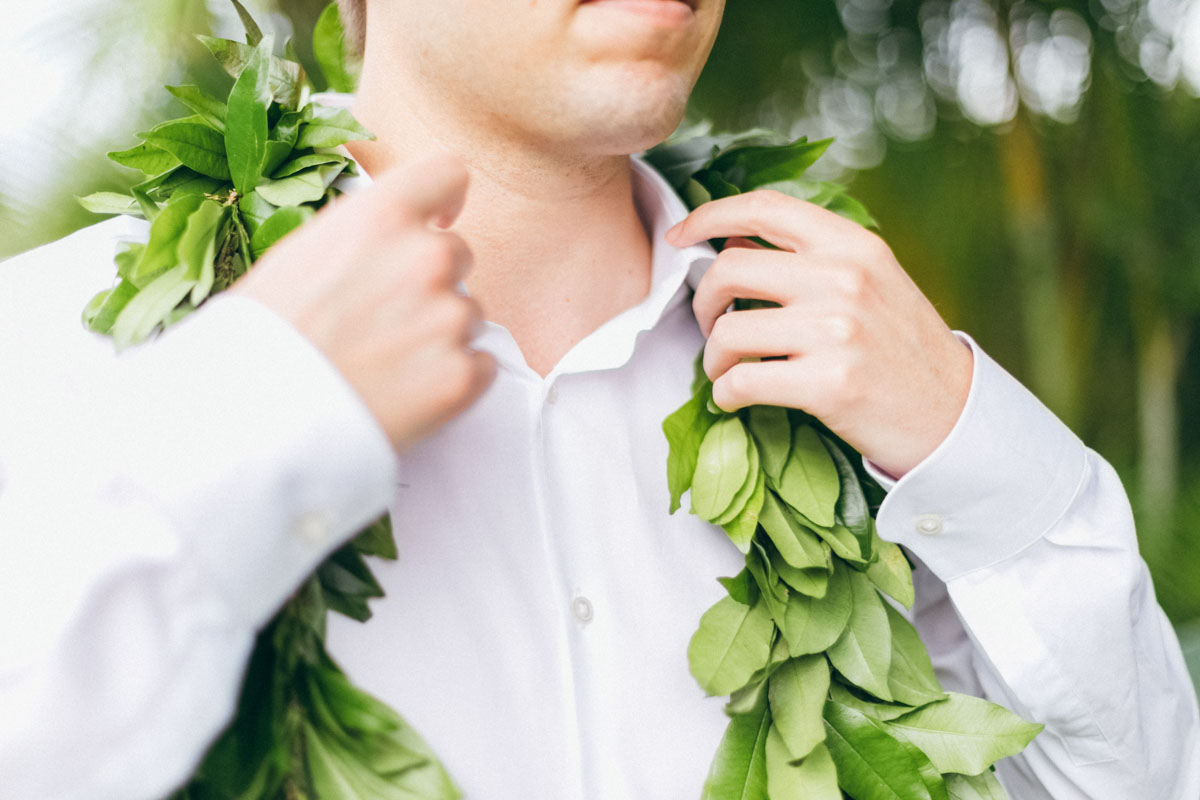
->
[347,76,654,378]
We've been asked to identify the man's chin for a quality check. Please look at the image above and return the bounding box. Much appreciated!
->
[567,100,690,159]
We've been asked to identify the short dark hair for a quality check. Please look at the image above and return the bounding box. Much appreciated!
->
[335,0,366,54]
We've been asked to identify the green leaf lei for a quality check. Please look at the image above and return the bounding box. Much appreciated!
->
[78,4,1041,797]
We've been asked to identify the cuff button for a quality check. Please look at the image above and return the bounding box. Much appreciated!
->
[915,514,944,536]
[294,509,331,544]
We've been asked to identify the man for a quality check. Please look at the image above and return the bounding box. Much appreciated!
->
[0,0,1195,798]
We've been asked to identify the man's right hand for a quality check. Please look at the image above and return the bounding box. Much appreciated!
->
[231,153,496,454]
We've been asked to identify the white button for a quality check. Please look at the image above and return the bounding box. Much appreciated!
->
[572,595,594,624]
[294,510,331,544]
[545,383,560,405]
[915,514,943,536]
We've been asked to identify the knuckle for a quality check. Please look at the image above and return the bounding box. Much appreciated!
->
[406,234,457,280]
[826,312,861,345]
[825,360,862,407]
[709,312,733,341]
[837,267,871,302]
[861,231,894,264]
[721,365,751,406]
[750,188,787,208]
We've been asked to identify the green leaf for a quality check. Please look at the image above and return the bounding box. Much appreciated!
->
[174,200,228,305]
[78,192,141,217]
[695,168,743,201]
[664,386,721,513]
[272,153,347,179]
[82,280,139,334]
[781,559,852,657]
[691,416,752,522]
[684,177,714,210]
[197,35,305,108]
[718,568,758,607]
[297,105,374,149]
[883,693,1043,776]
[760,178,879,229]
[746,406,791,483]
[230,0,264,45]
[255,164,346,206]
[828,569,894,701]
[726,677,768,718]
[688,595,775,696]
[166,85,228,132]
[829,681,921,721]
[759,491,827,570]
[722,468,766,552]
[745,541,788,627]
[709,136,831,190]
[250,205,315,258]
[111,264,196,348]
[108,141,182,176]
[822,432,872,556]
[884,602,946,707]
[714,435,761,530]
[702,692,770,800]
[643,134,720,192]
[144,167,223,201]
[352,515,398,560]
[867,532,915,610]
[773,556,830,598]
[314,1,362,93]
[238,189,277,238]
[767,655,829,760]
[130,193,206,286]
[766,736,840,799]
[140,120,232,181]
[772,424,840,527]
[823,702,934,800]
[226,36,274,195]
[804,515,868,566]
[945,770,1009,800]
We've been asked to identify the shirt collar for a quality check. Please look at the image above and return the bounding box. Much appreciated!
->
[316,93,716,379]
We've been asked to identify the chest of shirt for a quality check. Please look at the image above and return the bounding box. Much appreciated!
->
[325,300,750,798]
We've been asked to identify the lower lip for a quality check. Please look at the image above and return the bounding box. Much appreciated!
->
[579,0,695,25]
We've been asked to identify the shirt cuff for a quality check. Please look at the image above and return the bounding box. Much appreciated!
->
[865,332,1088,581]
[107,295,399,626]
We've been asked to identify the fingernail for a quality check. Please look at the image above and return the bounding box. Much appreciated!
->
[665,222,683,245]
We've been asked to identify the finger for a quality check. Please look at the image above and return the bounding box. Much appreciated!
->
[702,307,812,380]
[692,247,807,337]
[667,190,861,252]
[395,230,474,288]
[711,359,815,413]
[373,152,471,228]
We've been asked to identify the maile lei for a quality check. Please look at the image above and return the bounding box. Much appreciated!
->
[78,3,1041,797]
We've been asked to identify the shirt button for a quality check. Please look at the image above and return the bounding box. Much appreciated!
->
[545,383,560,405]
[915,514,943,536]
[572,595,594,624]
[294,510,331,545]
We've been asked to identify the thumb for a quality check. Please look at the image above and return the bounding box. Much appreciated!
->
[372,152,470,229]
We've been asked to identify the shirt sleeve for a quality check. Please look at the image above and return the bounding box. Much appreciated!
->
[0,225,399,800]
[867,333,1200,799]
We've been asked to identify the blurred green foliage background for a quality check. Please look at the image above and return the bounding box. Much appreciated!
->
[2,0,1198,683]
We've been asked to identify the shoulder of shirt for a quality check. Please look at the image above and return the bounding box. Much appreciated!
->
[0,215,149,355]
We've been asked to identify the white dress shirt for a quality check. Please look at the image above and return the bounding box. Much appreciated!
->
[0,157,1196,800]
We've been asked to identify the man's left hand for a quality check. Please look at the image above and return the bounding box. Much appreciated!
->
[666,190,973,479]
